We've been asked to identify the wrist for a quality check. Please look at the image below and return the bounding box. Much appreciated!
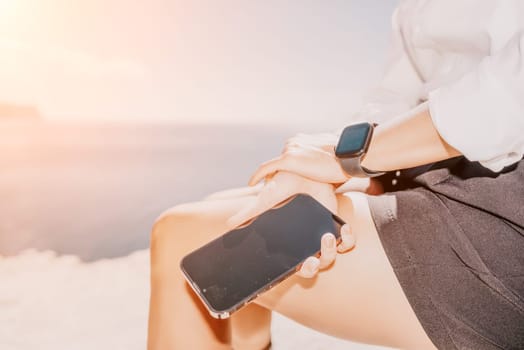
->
[335,122,385,178]
[360,124,383,173]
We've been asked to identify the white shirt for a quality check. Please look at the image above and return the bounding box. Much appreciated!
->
[357,0,524,172]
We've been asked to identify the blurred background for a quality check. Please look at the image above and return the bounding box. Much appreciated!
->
[0,0,397,349]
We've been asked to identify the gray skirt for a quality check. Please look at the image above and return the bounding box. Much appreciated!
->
[368,157,524,350]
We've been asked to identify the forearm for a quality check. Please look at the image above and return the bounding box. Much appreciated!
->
[361,103,461,172]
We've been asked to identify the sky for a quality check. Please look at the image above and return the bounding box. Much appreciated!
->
[0,0,398,126]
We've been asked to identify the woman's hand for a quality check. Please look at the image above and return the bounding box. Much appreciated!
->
[226,171,355,279]
[228,170,338,228]
[248,133,350,186]
[296,223,355,278]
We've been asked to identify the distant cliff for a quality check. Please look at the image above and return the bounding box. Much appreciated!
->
[0,103,41,120]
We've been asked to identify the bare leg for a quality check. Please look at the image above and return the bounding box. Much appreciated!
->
[148,191,436,349]
[253,192,435,349]
[148,195,272,350]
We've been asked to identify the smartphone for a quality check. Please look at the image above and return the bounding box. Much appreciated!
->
[180,193,345,319]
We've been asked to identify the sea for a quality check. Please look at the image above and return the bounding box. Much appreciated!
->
[0,121,313,261]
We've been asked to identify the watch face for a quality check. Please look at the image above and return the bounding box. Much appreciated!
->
[335,123,372,158]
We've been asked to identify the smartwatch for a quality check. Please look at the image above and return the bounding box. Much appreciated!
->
[334,122,385,178]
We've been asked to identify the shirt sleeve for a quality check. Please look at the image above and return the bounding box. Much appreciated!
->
[355,7,424,124]
[428,30,524,172]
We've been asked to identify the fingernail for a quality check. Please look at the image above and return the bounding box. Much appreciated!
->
[341,233,356,250]
[308,259,320,273]
[326,235,335,248]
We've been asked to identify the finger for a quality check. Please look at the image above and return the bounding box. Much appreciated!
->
[334,177,371,194]
[226,205,253,230]
[226,197,264,230]
[282,138,299,153]
[284,142,332,156]
[248,155,289,186]
[318,233,337,269]
[337,224,356,253]
[282,141,301,154]
[296,256,320,278]
[226,180,292,229]
[320,144,336,152]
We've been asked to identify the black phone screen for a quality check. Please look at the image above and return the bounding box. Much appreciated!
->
[180,193,344,317]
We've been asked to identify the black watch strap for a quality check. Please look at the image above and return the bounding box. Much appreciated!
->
[339,156,385,178]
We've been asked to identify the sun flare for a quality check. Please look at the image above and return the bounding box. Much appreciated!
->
[0,0,17,19]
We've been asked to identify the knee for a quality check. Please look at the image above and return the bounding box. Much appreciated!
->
[151,204,190,244]
[150,203,201,270]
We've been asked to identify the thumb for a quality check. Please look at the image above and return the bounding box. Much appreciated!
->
[226,198,259,229]
[226,180,291,229]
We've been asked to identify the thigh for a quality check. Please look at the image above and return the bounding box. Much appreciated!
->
[253,192,436,350]
[160,192,435,349]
